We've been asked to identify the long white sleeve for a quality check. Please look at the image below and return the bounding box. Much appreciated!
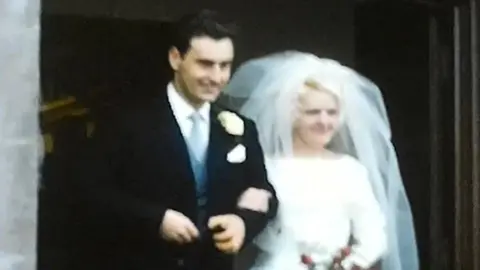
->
[343,164,387,269]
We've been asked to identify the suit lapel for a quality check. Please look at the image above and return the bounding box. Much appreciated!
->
[156,91,196,182]
[206,106,233,181]
[156,92,233,184]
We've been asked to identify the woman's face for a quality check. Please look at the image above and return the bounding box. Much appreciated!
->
[292,86,341,151]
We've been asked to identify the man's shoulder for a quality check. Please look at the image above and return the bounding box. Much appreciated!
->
[96,95,165,131]
[212,103,255,127]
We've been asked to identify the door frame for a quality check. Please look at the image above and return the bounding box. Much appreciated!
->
[428,0,479,269]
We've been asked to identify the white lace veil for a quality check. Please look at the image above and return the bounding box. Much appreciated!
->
[219,51,419,270]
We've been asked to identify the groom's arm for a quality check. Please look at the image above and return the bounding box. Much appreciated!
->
[235,120,278,245]
[76,113,167,240]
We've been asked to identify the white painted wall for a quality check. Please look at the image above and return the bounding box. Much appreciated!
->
[0,0,41,269]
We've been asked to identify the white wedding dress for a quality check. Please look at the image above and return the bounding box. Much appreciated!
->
[251,155,387,270]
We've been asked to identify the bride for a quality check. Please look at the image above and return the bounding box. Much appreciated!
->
[221,52,418,270]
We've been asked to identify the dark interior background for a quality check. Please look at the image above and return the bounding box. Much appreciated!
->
[354,2,432,268]
[355,2,457,269]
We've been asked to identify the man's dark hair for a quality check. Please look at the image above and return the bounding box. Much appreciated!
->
[171,9,237,55]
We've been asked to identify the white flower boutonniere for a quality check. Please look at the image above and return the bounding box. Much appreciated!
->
[218,111,246,163]
[217,111,244,136]
[227,144,246,163]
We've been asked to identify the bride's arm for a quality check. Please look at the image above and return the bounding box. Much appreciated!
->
[344,164,387,269]
[235,120,279,245]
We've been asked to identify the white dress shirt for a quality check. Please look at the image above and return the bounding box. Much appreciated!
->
[167,83,210,146]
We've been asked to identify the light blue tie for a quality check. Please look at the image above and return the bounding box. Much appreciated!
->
[188,113,207,163]
[187,113,207,231]
[187,113,208,221]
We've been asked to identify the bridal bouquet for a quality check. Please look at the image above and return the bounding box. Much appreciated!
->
[292,224,364,270]
[300,245,361,270]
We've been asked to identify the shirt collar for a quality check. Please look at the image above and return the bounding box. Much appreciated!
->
[167,82,210,121]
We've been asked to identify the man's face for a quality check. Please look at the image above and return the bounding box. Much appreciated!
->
[169,36,234,106]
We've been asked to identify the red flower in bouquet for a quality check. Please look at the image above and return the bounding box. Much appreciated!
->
[301,254,314,266]
[332,246,352,264]
[330,246,365,269]
[300,246,357,269]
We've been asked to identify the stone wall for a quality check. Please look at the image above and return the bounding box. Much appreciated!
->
[0,0,41,269]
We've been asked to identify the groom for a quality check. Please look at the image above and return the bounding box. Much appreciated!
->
[76,9,277,270]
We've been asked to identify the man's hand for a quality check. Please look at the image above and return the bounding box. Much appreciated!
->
[160,209,199,244]
[237,187,271,213]
[208,214,246,254]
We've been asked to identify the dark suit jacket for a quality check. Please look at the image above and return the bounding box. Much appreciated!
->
[72,90,278,270]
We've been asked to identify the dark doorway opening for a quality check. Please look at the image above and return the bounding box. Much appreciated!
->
[38,15,172,269]
[354,1,434,269]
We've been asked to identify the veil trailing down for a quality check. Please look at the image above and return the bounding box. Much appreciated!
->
[219,51,419,269]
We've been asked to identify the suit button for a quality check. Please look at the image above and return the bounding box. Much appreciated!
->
[177,259,185,267]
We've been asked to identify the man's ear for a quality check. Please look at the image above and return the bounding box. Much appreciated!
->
[168,47,182,71]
